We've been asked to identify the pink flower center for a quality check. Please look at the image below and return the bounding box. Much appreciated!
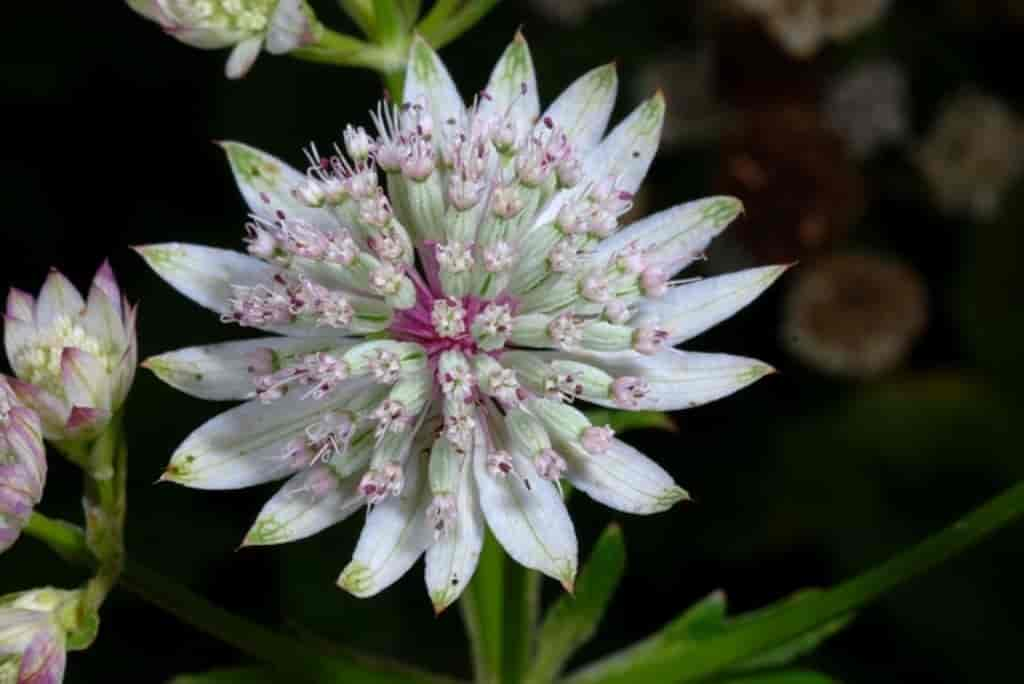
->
[389,246,517,363]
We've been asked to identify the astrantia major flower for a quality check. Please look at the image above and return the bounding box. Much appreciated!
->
[127,0,318,78]
[0,379,46,555]
[3,263,138,444]
[0,588,76,684]
[139,34,786,610]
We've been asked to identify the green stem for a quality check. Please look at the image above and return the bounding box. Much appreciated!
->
[460,532,504,684]
[24,513,460,684]
[500,557,539,684]
[337,0,377,36]
[290,27,405,72]
[383,67,407,101]
[564,479,1024,684]
[416,0,460,38]
[418,0,502,49]
[81,414,127,612]
[373,0,406,45]
[398,0,424,29]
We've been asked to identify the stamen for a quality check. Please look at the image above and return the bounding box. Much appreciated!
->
[611,376,650,408]
[431,298,467,338]
[548,313,584,350]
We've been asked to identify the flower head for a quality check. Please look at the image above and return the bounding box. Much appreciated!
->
[916,92,1024,221]
[3,263,138,443]
[139,34,785,611]
[0,379,45,555]
[825,60,909,159]
[782,251,927,378]
[0,588,77,684]
[127,0,318,78]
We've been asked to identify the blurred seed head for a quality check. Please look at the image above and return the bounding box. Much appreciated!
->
[782,251,928,378]
[729,0,890,58]
[916,91,1024,221]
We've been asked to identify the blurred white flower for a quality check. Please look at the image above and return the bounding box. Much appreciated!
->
[126,0,318,78]
[139,34,785,611]
[783,252,927,377]
[3,263,138,443]
[916,92,1024,221]
[733,0,890,58]
[825,60,909,158]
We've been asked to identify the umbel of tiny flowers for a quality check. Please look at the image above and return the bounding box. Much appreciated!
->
[0,588,85,684]
[127,0,319,78]
[3,263,138,451]
[138,33,787,611]
[0,378,46,555]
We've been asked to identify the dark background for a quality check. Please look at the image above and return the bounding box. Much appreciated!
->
[3,1,1023,682]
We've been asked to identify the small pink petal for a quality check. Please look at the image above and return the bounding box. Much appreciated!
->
[6,287,35,322]
[65,406,110,440]
[89,259,123,320]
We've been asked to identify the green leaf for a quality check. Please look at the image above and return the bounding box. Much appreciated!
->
[713,671,839,684]
[168,668,283,684]
[727,594,852,673]
[584,410,677,435]
[564,479,1024,684]
[661,591,728,642]
[460,531,504,684]
[526,524,627,684]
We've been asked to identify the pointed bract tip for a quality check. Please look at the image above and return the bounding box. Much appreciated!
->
[560,576,576,595]
[513,27,527,43]
[156,469,179,485]
[432,599,451,617]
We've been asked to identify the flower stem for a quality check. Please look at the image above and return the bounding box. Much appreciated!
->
[337,0,377,36]
[416,0,460,38]
[80,414,127,613]
[461,532,504,684]
[500,557,539,684]
[417,0,502,50]
[290,27,406,72]
[23,512,458,683]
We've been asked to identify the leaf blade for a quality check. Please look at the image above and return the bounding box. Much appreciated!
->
[525,524,626,684]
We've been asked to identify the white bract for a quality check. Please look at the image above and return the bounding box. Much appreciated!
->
[126,0,318,78]
[139,34,785,611]
[3,263,138,444]
[0,379,46,555]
